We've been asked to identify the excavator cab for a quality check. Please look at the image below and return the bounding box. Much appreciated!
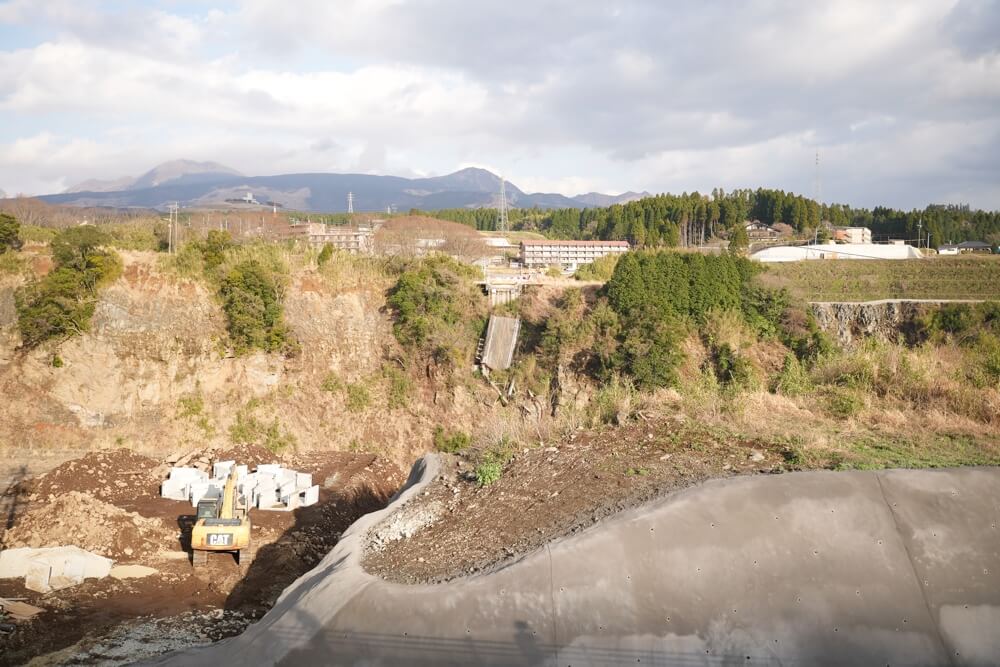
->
[190,467,255,570]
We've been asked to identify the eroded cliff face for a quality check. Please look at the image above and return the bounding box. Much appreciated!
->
[0,253,478,465]
[809,300,953,347]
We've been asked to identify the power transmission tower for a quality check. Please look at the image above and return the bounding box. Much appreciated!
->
[347,192,354,214]
[496,175,509,232]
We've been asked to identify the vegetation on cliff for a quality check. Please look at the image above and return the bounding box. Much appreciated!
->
[387,254,487,368]
[15,226,122,348]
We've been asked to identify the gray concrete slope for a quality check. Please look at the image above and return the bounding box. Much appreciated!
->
[155,458,1000,666]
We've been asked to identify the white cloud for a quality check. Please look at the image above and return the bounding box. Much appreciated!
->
[0,0,997,207]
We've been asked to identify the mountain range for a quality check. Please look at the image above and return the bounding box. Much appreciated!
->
[34,160,649,212]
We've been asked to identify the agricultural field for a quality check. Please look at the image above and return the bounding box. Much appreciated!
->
[758,255,1000,301]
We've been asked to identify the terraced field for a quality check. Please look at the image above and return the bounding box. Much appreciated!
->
[758,255,1000,301]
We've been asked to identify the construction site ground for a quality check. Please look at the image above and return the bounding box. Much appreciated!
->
[364,416,803,584]
[0,447,404,666]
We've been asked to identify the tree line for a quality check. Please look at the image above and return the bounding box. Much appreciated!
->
[421,190,1000,249]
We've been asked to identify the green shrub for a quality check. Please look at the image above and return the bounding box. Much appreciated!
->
[712,343,757,389]
[826,387,864,418]
[474,442,515,486]
[475,458,503,486]
[0,213,22,253]
[545,265,563,278]
[618,310,686,389]
[433,426,471,453]
[218,259,294,354]
[772,353,811,396]
[344,383,371,413]
[104,221,168,252]
[15,226,122,348]
[51,354,63,368]
[17,224,56,244]
[199,230,235,274]
[317,243,334,266]
[967,333,1000,389]
[574,254,620,281]
[387,255,486,365]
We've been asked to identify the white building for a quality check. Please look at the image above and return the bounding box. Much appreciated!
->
[520,240,630,270]
[833,227,872,244]
[751,243,922,262]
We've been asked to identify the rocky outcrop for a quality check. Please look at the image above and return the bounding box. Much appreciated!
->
[808,299,982,347]
[0,252,444,462]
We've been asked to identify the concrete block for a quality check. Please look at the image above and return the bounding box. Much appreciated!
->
[24,561,51,594]
[235,464,248,481]
[160,478,189,501]
[256,464,282,476]
[257,484,281,508]
[190,482,222,507]
[300,485,319,507]
[278,468,296,485]
[278,481,296,499]
[213,460,236,479]
[295,472,313,491]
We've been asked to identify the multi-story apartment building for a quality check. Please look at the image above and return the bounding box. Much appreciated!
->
[520,239,630,270]
[279,222,375,254]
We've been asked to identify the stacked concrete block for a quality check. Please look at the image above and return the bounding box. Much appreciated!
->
[160,462,320,513]
[160,477,189,501]
[213,460,236,479]
[162,467,209,503]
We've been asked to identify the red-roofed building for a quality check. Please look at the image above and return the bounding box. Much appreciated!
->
[520,239,630,269]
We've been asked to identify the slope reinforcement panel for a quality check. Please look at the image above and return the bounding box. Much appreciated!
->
[153,459,1000,666]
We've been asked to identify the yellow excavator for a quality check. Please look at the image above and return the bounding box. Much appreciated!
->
[190,467,255,570]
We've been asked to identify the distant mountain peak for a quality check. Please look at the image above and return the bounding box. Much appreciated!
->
[131,160,242,190]
[45,164,650,213]
[64,159,242,194]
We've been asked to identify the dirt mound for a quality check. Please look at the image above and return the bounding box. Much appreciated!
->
[212,444,282,469]
[363,418,802,583]
[2,490,175,561]
[30,450,162,506]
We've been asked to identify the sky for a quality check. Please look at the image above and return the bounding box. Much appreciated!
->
[0,0,998,209]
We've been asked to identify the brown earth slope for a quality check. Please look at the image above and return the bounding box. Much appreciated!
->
[363,416,801,584]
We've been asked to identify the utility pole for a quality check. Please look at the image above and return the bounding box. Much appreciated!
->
[168,202,179,254]
[917,217,922,249]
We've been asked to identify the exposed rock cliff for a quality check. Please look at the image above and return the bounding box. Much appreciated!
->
[0,252,486,465]
[806,299,980,347]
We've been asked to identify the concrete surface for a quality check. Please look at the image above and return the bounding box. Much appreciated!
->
[481,315,520,371]
[154,459,1000,666]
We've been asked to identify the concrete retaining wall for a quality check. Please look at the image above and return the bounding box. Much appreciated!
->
[155,458,1000,666]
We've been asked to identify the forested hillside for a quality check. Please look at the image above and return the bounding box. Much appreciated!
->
[422,190,1000,249]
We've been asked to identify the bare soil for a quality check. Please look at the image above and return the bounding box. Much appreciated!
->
[363,416,802,584]
[0,448,405,666]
